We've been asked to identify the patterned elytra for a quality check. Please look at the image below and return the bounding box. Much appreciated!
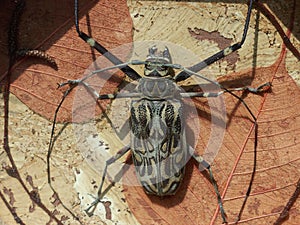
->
[130,100,186,196]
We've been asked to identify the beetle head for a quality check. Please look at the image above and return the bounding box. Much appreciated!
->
[144,46,174,77]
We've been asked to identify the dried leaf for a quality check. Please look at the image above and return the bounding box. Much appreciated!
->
[0,0,133,122]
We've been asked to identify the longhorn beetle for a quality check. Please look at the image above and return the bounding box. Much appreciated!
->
[48,0,271,223]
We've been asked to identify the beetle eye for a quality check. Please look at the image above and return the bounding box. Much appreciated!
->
[145,64,154,71]
[157,66,167,71]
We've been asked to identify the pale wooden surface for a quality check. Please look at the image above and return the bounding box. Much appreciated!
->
[0,1,299,225]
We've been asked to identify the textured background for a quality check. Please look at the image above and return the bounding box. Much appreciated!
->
[0,0,299,224]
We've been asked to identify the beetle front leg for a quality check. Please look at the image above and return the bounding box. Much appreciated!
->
[180,82,272,98]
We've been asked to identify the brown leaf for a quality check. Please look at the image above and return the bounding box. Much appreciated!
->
[0,0,133,122]
[122,47,300,224]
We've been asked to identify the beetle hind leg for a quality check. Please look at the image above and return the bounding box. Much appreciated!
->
[192,153,227,224]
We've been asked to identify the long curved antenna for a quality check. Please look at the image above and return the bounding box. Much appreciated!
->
[74,0,141,80]
[175,0,255,82]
